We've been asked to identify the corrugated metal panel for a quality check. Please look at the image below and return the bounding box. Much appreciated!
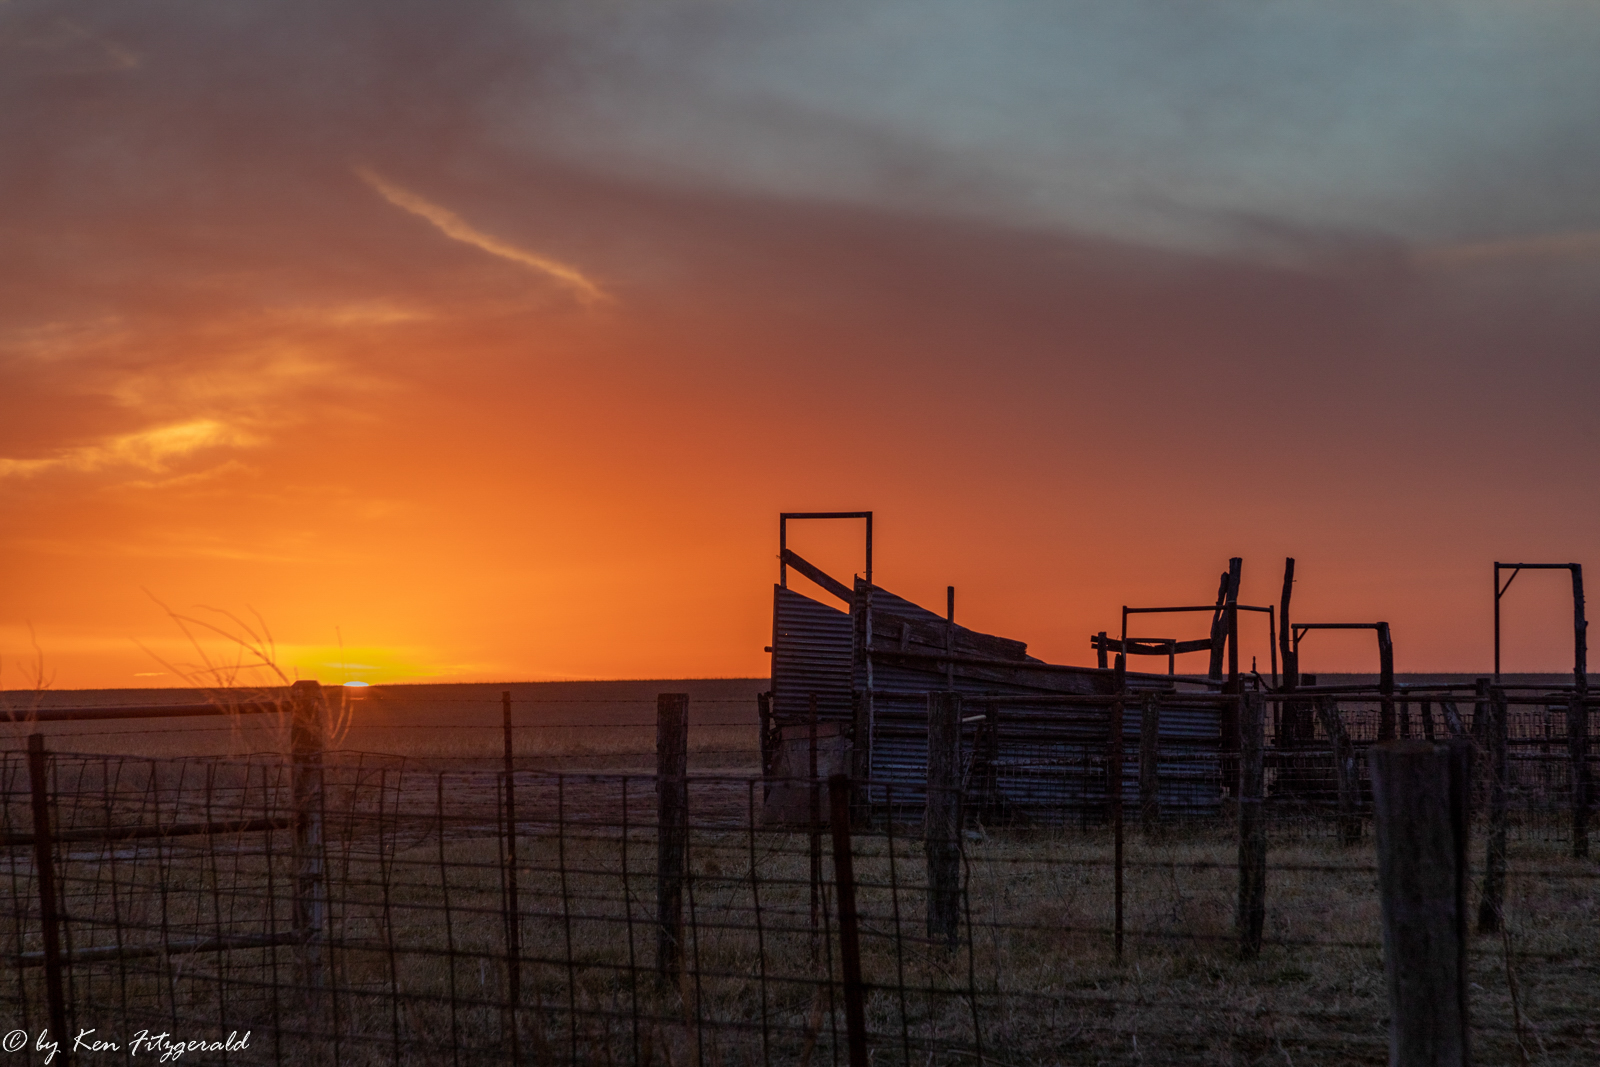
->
[865,692,1221,822]
[767,574,1224,821]
[771,585,854,726]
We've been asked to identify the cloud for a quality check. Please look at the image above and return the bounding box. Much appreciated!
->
[357,168,608,303]
[1413,228,1600,269]
[0,419,258,479]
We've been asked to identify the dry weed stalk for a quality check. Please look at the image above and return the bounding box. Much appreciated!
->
[138,594,354,752]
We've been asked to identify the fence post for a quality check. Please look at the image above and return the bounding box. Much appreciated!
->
[1316,697,1362,846]
[26,734,70,1050]
[501,690,522,1056]
[1369,740,1472,1067]
[1109,666,1125,962]
[656,693,689,979]
[1238,691,1266,960]
[291,680,327,993]
[1569,691,1590,861]
[1572,564,1589,859]
[926,690,961,951]
[809,693,822,941]
[1139,692,1160,835]
[1470,678,1489,742]
[851,690,871,818]
[828,775,869,1067]
[1478,687,1508,934]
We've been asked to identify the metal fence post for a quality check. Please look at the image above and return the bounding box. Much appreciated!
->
[290,680,327,993]
[26,734,70,1051]
[1369,740,1472,1067]
[656,693,689,979]
[925,691,961,951]
[828,775,869,1067]
[1238,692,1266,959]
[1478,686,1509,934]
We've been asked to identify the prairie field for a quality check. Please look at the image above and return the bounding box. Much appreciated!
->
[2,676,1597,1064]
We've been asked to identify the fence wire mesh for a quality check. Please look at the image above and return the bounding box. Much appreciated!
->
[3,731,1598,1065]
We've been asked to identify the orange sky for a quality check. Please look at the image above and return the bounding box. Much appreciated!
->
[4,4,1600,688]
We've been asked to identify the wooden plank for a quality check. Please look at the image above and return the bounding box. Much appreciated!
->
[872,609,1030,662]
[780,548,856,604]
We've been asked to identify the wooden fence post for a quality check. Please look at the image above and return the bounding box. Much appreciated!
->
[808,693,822,939]
[1478,687,1508,934]
[1315,697,1362,846]
[290,679,327,993]
[1569,691,1590,860]
[1470,678,1489,743]
[828,774,869,1067]
[1369,740,1472,1067]
[501,690,522,1057]
[1109,673,1125,961]
[656,693,689,978]
[926,690,962,951]
[26,734,70,1049]
[1139,692,1160,835]
[1238,692,1266,959]
[851,689,872,808]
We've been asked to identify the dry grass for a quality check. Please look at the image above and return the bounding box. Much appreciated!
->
[8,764,1597,1066]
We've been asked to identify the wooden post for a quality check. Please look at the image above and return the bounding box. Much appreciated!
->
[850,689,871,786]
[828,775,869,1067]
[1478,687,1508,934]
[1238,692,1266,960]
[1278,558,1298,691]
[925,690,962,951]
[1570,691,1590,860]
[757,691,774,778]
[1369,740,1472,1067]
[1471,678,1489,743]
[291,679,327,992]
[1139,692,1160,835]
[656,693,689,978]
[26,734,70,1050]
[501,690,522,1052]
[808,693,822,937]
[1110,656,1125,961]
[1316,697,1362,846]
[1571,561,1590,859]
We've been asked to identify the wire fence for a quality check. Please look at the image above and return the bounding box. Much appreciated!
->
[3,740,1598,1065]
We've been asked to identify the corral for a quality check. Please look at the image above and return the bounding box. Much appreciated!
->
[2,524,1597,1064]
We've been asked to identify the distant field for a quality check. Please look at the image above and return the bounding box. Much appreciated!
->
[1,673,1577,768]
[0,677,767,770]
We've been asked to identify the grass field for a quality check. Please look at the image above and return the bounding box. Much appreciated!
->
[4,676,1597,1063]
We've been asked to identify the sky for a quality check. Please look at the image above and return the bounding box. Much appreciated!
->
[3,0,1600,689]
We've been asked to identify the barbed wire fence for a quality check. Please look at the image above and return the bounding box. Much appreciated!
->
[1,684,1597,1064]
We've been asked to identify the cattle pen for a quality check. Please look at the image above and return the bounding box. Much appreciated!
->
[2,526,1599,1064]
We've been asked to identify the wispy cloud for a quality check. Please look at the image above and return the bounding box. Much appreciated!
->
[357,168,608,303]
[0,419,257,479]
[1414,228,1600,269]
